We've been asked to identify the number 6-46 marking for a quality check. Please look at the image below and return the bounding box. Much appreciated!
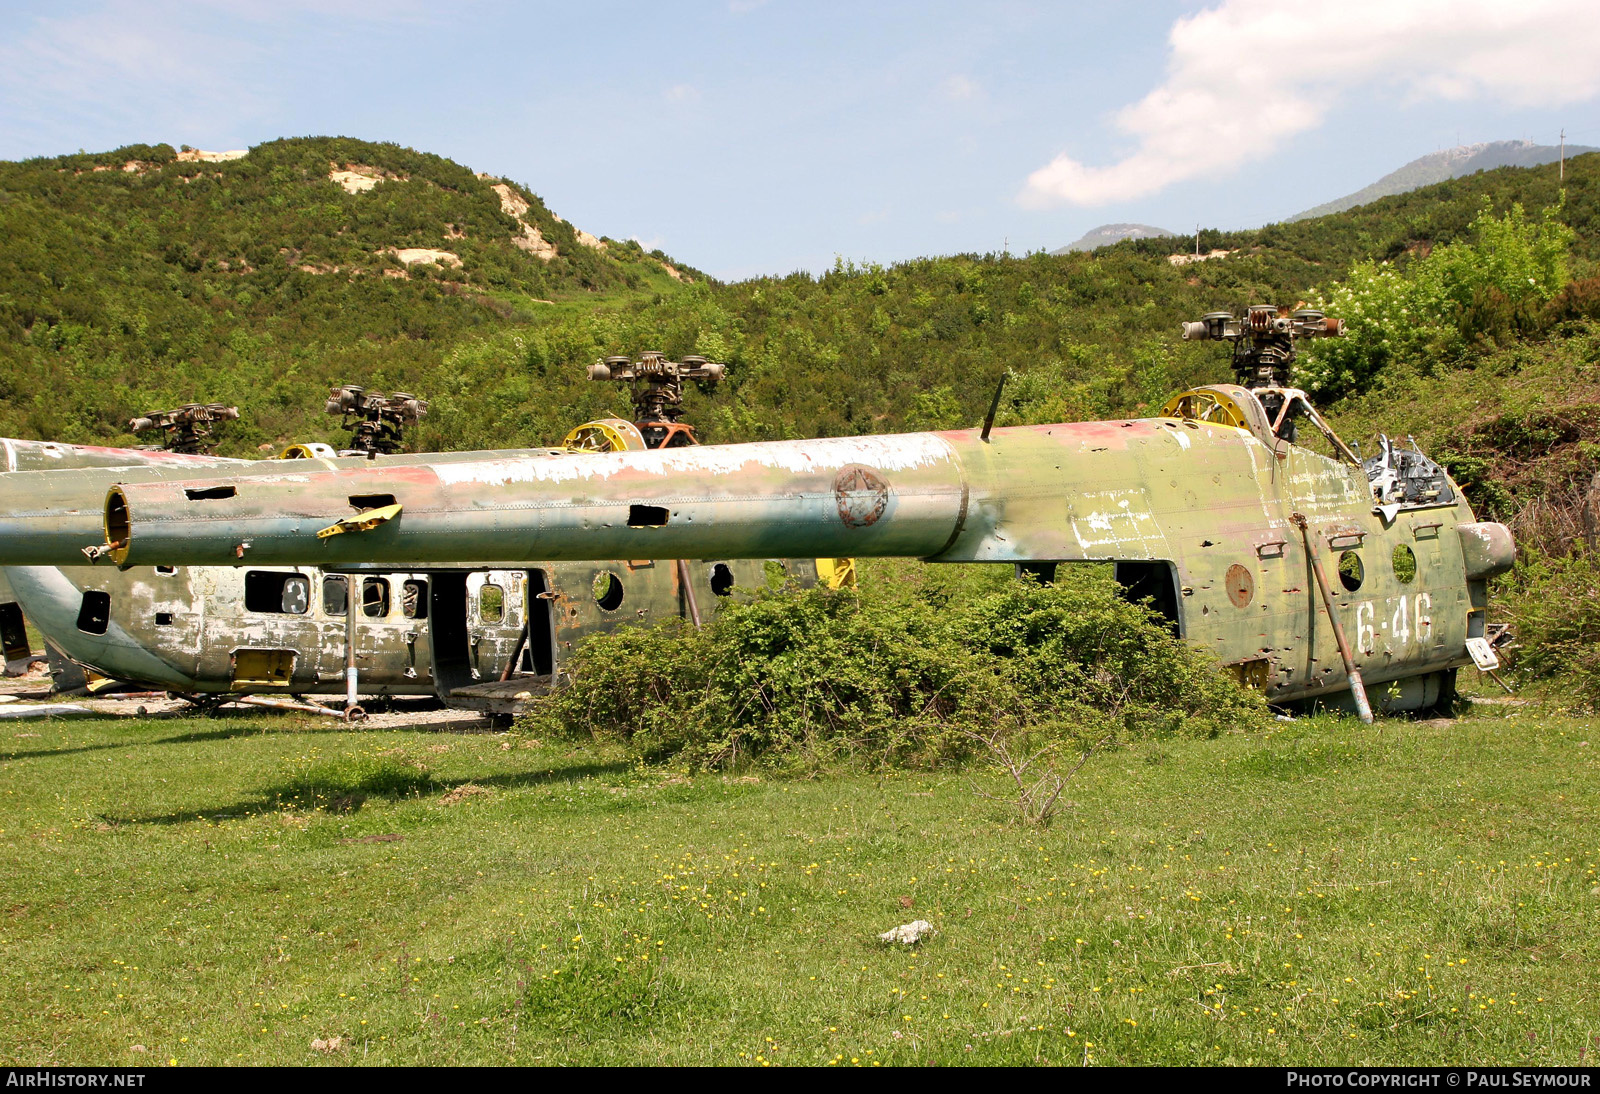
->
[1352,594,1432,656]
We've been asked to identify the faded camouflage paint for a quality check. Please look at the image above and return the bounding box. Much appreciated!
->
[90,415,1495,708]
[0,446,579,566]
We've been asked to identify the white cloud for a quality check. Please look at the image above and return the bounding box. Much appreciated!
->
[665,83,701,104]
[1019,0,1600,209]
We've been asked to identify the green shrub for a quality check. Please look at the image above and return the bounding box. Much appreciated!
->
[1301,201,1575,399]
[959,576,1267,741]
[521,574,1268,771]
[1498,551,1600,706]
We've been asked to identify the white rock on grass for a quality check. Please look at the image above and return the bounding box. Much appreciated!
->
[878,920,936,945]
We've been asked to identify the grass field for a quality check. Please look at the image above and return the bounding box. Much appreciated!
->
[1,700,1597,1066]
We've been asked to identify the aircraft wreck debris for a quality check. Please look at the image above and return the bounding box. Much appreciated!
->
[129,403,240,455]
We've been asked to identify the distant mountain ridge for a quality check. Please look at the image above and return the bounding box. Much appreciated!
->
[1290,139,1596,221]
[1050,223,1175,254]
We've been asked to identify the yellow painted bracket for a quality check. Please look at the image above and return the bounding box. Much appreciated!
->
[816,557,858,589]
[317,502,403,539]
[562,418,648,453]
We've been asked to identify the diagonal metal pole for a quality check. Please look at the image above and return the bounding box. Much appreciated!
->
[1292,513,1374,724]
[676,560,703,628]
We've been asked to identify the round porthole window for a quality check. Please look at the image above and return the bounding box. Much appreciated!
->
[592,571,625,611]
[1337,550,1364,592]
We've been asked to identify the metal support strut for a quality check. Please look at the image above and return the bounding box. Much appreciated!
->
[343,580,365,722]
[676,560,703,628]
[1291,513,1374,724]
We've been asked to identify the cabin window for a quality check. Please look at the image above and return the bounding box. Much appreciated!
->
[1338,551,1364,592]
[323,576,348,616]
[76,590,111,635]
[156,565,177,576]
[710,563,735,597]
[244,571,310,615]
[1392,544,1417,584]
[155,612,173,626]
[402,579,429,619]
[478,583,505,624]
[593,571,625,611]
[363,578,390,619]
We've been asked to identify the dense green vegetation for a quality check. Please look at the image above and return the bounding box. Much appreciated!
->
[528,565,1264,771]
[3,138,1598,458]
[0,137,695,449]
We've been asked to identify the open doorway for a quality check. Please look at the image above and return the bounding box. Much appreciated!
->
[524,568,556,676]
[1113,561,1183,636]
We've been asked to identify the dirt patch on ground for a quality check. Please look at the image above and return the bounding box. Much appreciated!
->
[512,225,558,259]
[1168,249,1232,266]
[0,675,502,732]
[329,163,405,195]
[177,149,247,163]
[489,182,558,260]
[330,170,379,194]
[383,247,462,268]
[438,783,489,806]
[491,183,529,219]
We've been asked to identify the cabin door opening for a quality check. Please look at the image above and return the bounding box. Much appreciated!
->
[427,572,472,696]
[1113,561,1183,636]
[523,568,556,676]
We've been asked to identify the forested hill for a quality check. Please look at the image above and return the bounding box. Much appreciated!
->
[1,138,1598,467]
[0,137,698,449]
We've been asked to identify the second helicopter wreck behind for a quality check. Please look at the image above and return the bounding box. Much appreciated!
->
[1,360,837,720]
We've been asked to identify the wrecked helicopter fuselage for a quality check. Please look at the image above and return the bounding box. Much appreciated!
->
[76,386,1514,716]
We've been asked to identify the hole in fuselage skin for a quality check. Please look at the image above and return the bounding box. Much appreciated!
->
[710,563,735,597]
[77,591,111,635]
[628,504,670,528]
[184,485,236,501]
[349,493,397,511]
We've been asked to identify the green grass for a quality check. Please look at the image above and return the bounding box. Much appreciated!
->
[1,703,1597,1066]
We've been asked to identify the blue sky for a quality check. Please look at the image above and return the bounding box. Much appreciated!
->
[2,0,1596,280]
